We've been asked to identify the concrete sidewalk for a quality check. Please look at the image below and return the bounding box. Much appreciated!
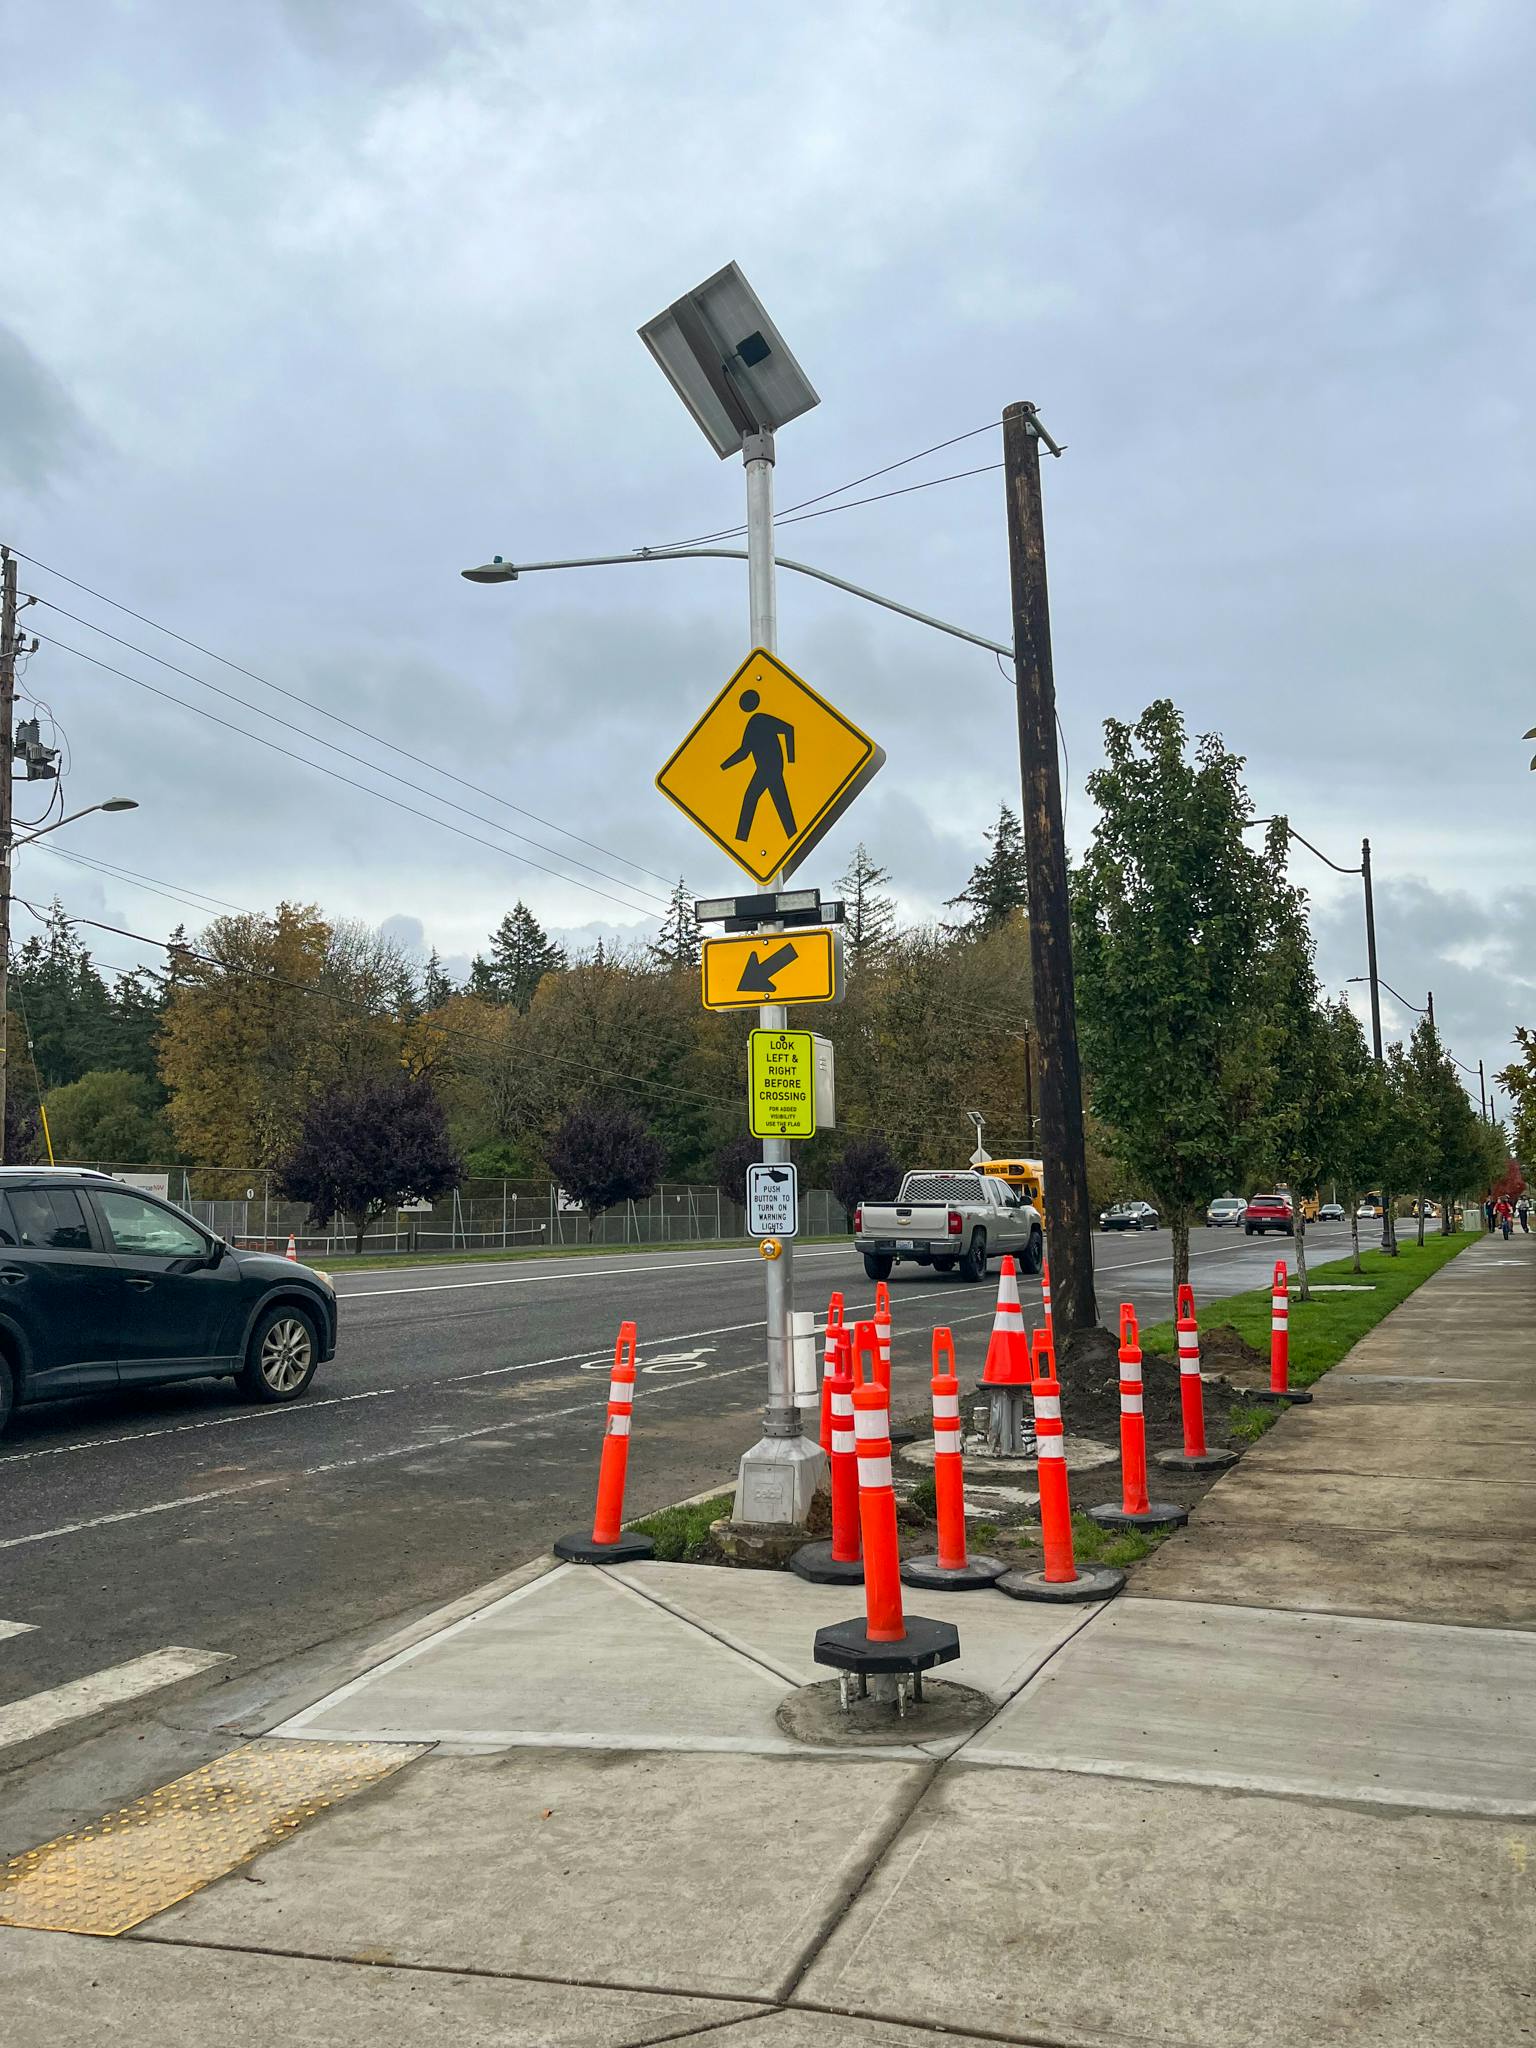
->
[3,1234,1533,2046]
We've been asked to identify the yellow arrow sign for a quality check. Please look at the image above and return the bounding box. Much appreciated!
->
[656,648,883,885]
[701,928,842,1011]
[749,1028,817,1139]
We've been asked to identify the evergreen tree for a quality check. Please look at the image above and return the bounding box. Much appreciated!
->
[836,844,896,967]
[946,803,1029,934]
[486,902,567,1008]
[649,881,700,970]
[421,949,455,1009]
[9,899,114,1087]
[465,954,500,1002]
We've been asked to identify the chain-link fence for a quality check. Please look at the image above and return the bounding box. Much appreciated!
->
[57,1164,848,1259]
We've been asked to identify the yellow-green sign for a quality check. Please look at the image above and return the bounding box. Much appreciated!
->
[656,648,883,885]
[701,927,842,1011]
[749,1028,816,1139]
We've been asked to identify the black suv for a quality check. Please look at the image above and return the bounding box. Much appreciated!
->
[0,1167,336,1435]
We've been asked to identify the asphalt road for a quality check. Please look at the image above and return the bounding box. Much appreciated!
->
[0,1222,1359,1743]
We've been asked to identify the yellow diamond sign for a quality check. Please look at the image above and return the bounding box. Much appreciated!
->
[656,648,884,885]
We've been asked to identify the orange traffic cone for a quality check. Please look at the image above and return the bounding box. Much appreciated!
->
[792,1325,865,1585]
[981,1257,1031,1385]
[1156,1282,1238,1470]
[553,1322,656,1563]
[1249,1259,1313,1404]
[1087,1305,1188,1531]
[999,1362,1126,1603]
[285,1234,297,1261]
[902,1329,1004,1589]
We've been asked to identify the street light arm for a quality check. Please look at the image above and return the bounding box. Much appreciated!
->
[1348,974,1427,1016]
[463,547,1016,661]
[1245,816,1361,875]
[10,799,137,852]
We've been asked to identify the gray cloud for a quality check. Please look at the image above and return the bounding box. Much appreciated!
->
[0,325,93,490]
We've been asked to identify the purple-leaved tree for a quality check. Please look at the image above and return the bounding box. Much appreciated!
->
[275,1072,461,1255]
[546,1100,665,1239]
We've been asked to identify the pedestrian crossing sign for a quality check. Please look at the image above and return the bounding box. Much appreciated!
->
[655,648,884,884]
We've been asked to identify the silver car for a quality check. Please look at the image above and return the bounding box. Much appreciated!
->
[1206,1196,1246,1228]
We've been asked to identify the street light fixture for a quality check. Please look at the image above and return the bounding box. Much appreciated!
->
[12,796,138,851]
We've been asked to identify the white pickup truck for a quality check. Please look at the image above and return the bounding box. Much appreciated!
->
[854,1170,1044,1283]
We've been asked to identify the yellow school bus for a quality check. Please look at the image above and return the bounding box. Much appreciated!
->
[979,1157,1045,1216]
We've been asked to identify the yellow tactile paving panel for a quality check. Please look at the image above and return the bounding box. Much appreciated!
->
[0,1738,426,1936]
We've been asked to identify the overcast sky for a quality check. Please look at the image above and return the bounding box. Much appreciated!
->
[4,0,1532,1107]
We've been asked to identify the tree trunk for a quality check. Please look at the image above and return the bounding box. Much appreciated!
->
[1170,1212,1190,1295]
[1381,1188,1399,1255]
[1293,1213,1309,1300]
[351,1211,369,1257]
[1440,1194,1454,1236]
[1416,1189,1426,1248]
[1350,1208,1362,1273]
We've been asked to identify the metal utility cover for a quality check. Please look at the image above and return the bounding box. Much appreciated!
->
[701,927,842,1010]
[747,1162,799,1239]
[657,648,883,886]
[749,1029,816,1139]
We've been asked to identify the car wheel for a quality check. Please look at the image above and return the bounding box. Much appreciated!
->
[1022,1225,1043,1275]
[931,1256,956,1274]
[238,1302,321,1404]
[959,1230,988,1282]
[0,1353,13,1438]
[862,1253,894,1282]
[1244,1225,1253,1236]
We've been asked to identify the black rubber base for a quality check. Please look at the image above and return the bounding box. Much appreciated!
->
[790,1540,865,1585]
[1154,1447,1240,1472]
[899,1552,1006,1591]
[813,1615,961,1676]
[1085,1500,1191,1530]
[552,1530,656,1564]
[1244,1386,1314,1405]
[997,1562,1126,1603]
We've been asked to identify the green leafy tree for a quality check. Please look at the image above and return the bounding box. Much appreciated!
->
[946,803,1028,934]
[1072,702,1289,1292]
[837,843,896,968]
[44,1068,173,1164]
[1321,1001,1392,1272]
[649,881,700,970]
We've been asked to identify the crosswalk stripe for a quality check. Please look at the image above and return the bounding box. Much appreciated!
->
[0,1621,37,1642]
[0,1648,230,1751]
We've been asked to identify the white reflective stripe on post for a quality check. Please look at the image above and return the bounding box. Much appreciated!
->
[857,1455,893,1490]
[1036,1436,1066,1459]
[608,1381,631,1407]
[932,1393,961,1419]
[608,1413,631,1436]
[1120,1393,1144,1414]
[934,1422,962,1445]
[854,1407,888,1441]
[1180,1358,1201,1376]
[832,1428,856,1455]
[1034,1395,1062,1421]
[831,1392,854,1419]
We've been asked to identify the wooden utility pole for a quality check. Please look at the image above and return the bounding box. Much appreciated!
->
[0,549,16,1164]
[1002,403,1096,1339]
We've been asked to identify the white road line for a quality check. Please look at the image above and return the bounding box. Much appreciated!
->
[0,1363,762,1552]
[0,1619,38,1641]
[336,1245,851,1301]
[0,1647,231,1751]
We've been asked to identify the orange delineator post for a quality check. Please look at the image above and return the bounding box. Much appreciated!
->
[1176,1282,1209,1458]
[820,1291,845,1454]
[1270,1261,1290,1393]
[1031,1366,1079,1583]
[1115,1305,1151,1517]
[852,1372,905,1642]
[1041,1255,1055,1357]
[591,1322,640,1545]
[828,1327,862,1567]
[930,1330,968,1573]
[874,1280,893,1391]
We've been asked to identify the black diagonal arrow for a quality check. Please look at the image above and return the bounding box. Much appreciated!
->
[736,941,799,996]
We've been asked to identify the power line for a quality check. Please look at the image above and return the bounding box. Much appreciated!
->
[4,545,679,892]
[25,599,673,913]
[30,631,667,921]
[24,840,258,922]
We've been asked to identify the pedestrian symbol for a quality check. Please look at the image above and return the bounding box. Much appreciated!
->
[656,648,884,885]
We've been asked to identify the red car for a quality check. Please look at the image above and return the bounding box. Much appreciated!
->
[1244,1193,1295,1237]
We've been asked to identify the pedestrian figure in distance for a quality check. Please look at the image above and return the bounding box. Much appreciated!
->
[721,689,796,843]
[1495,1195,1514,1240]
[1484,1196,1496,1233]
[1518,1193,1531,1235]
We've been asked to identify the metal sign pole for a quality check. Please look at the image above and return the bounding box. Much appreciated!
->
[732,428,824,1529]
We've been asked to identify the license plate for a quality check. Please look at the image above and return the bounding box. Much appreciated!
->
[896,1238,916,1252]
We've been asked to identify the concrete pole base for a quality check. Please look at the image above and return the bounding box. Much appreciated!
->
[552,1531,655,1564]
[996,1562,1126,1603]
[1243,1386,1314,1405]
[732,1431,828,1527]
[1084,1500,1190,1530]
[789,1540,865,1585]
[1154,1446,1240,1472]
[899,1553,1007,1591]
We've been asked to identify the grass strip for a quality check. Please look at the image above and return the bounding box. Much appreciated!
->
[630,1492,735,1561]
[1139,1231,1477,1387]
[1070,1512,1170,1569]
